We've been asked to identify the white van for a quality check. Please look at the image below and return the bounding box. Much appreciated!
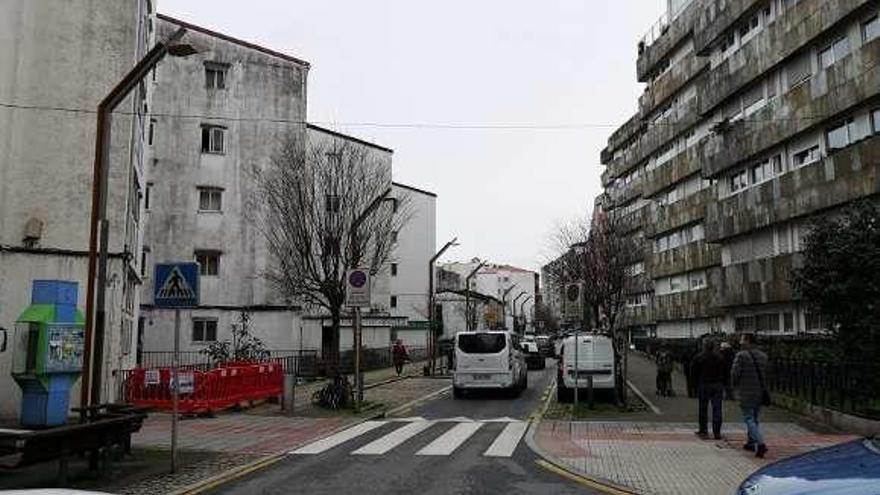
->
[453,331,527,398]
[556,334,616,402]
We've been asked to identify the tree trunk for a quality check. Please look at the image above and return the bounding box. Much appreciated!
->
[329,306,342,377]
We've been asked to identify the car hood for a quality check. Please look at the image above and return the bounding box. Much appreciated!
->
[737,438,880,495]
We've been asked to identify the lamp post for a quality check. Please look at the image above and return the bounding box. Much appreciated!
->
[512,291,527,333]
[464,261,488,331]
[349,187,396,410]
[519,296,533,334]
[81,27,199,414]
[500,284,518,330]
[428,238,458,374]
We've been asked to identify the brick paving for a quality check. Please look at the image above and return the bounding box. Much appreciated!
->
[532,353,858,495]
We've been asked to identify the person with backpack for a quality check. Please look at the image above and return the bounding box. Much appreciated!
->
[731,333,770,458]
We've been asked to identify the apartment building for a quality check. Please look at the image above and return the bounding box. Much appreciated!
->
[0,0,154,419]
[389,182,437,347]
[600,0,880,339]
[440,260,538,331]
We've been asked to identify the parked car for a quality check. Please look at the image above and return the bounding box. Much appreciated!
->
[736,437,880,495]
[452,331,527,398]
[522,340,545,370]
[556,334,615,403]
[535,335,554,357]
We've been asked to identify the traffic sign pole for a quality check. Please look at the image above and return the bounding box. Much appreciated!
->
[172,308,180,473]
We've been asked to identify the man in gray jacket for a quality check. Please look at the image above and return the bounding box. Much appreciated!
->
[731,333,769,458]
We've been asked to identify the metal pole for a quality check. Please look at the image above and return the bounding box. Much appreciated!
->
[355,307,363,407]
[428,238,458,374]
[81,28,189,414]
[574,326,580,406]
[520,296,532,334]
[512,292,526,333]
[464,261,487,332]
[171,308,180,473]
[500,285,516,330]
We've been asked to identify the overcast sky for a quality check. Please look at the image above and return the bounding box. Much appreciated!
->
[162,0,666,271]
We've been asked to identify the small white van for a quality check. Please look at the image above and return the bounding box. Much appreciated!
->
[556,334,616,402]
[453,331,527,398]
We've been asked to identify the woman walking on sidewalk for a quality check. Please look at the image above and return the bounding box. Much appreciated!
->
[392,339,409,376]
[731,333,770,458]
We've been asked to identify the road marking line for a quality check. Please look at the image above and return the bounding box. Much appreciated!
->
[535,459,638,495]
[416,422,483,456]
[626,379,661,415]
[290,421,387,455]
[351,421,435,455]
[483,421,529,457]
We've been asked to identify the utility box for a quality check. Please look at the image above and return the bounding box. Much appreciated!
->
[11,280,84,427]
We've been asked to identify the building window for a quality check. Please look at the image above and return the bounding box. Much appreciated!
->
[198,187,223,212]
[195,251,220,276]
[817,36,850,70]
[201,125,226,154]
[205,62,228,90]
[145,182,153,210]
[784,312,795,332]
[391,263,398,277]
[689,271,707,290]
[805,312,827,332]
[729,169,749,194]
[786,52,812,89]
[792,145,820,167]
[391,230,399,243]
[141,246,150,278]
[872,108,880,134]
[863,15,879,43]
[325,194,341,213]
[192,318,218,342]
[148,119,156,146]
[390,296,397,309]
[826,119,855,152]
[750,159,772,185]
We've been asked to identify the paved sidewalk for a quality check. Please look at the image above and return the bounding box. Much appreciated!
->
[532,353,858,495]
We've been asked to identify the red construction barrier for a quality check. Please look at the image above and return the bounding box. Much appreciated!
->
[125,362,282,414]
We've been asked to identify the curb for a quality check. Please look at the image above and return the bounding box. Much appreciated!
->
[379,383,453,417]
[523,381,642,495]
[626,379,662,415]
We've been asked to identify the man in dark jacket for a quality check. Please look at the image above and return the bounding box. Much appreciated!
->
[690,339,726,439]
[731,333,770,458]
[392,339,409,376]
[720,342,736,400]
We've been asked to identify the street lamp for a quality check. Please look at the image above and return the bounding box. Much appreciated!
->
[350,187,396,410]
[428,238,459,374]
[519,296,533,334]
[81,27,200,414]
[464,261,488,331]
[500,284,518,330]
[512,291,527,332]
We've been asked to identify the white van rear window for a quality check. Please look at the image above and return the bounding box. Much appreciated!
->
[458,334,506,354]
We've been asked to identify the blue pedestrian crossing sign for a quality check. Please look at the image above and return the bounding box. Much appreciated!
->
[154,262,200,308]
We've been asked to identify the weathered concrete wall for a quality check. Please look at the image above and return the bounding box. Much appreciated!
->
[693,0,764,55]
[702,36,880,177]
[652,242,722,279]
[637,0,703,82]
[641,55,709,117]
[0,0,151,420]
[647,188,712,237]
[707,136,880,241]
[654,280,721,321]
[718,252,802,307]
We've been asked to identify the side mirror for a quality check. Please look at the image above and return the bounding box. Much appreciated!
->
[0,327,7,352]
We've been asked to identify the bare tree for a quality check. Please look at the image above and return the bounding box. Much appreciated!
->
[249,130,408,375]
[547,212,640,403]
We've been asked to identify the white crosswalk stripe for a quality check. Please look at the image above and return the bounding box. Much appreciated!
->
[352,420,435,455]
[289,418,529,458]
[415,422,484,456]
[483,421,529,457]
[291,421,387,455]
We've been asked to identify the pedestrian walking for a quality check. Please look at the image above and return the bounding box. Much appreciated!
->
[655,347,674,397]
[392,339,409,376]
[690,339,726,439]
[720,341,736,400]
[731,333,770,458]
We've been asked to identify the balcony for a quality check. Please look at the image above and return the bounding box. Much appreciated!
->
[700,36,880,178]
[698,0,875,117]
[608,98,702,180]
[620,304,655,328]
[651,241,722,279]
[693,0,764,55]
[637,1,702,83]
[654,284,722,322]
[706,135,880,242]
[641,138,708,197]
[718,253,802,307]
[603,113,644,163]
[640,55,709,117]
[646,188,712,238]
[608,178,644,208]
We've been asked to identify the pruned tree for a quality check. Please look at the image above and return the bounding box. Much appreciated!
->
[792,200,880,362]
[547,212,641,403]
[249,130,408,376]
[201,311,269,364]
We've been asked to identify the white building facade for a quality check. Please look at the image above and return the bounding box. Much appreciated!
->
[439,260,538,332]
[0,0,154,419]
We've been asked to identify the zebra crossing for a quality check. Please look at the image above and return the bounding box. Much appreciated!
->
[290,417,529,458]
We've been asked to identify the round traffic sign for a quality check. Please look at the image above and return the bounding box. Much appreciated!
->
[566,284,580,302]
[349,270,368,288]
